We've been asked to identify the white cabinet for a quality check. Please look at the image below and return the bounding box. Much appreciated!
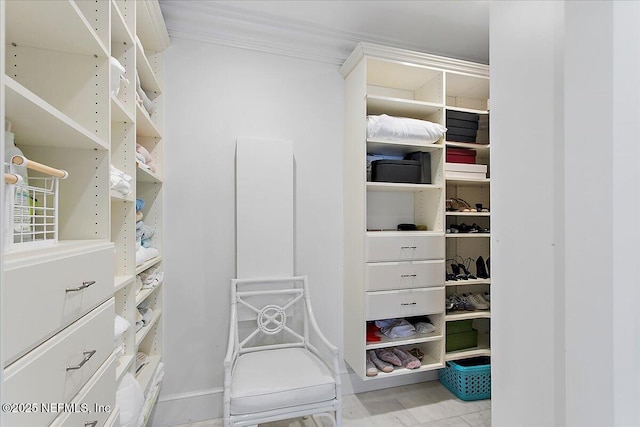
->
[341,43,490,380]
[1,1,169,425]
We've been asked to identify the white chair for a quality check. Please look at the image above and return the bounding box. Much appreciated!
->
[223,276,342,427]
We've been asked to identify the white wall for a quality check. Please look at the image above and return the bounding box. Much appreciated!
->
[491,1,640,426]
[153,37,345,425]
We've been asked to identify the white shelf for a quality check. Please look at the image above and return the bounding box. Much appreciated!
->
[363,354,444,381]
[6,0,108,57]
[445,333,491,361]
[136,355,162,394]
[136,37,162,94]
[367,140,444,157]
[446,212,490,217]
[137,164,163,183]
[135,309,162,344]
[136,256,162,275]
[367,95,442,118]
[116,354,135,383]
[445,141,490,151]
[367,182,443,192]
[110,190,134,202]
[111,1,135,45]
[111,95,135,123]
[114,275,135,293]
[445,311,491,321]
[445,106,489,115]
[366,230,444,237]
[136,0,171,52]
[446,233,490,238]
[366,332,443,350]
[136,103,161,138]
[136,284,161,306]
[446,178,490,186]
[5,77,109,150]
[446,278,491,287]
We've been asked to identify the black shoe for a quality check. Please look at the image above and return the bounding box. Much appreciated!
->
[457,259,477,280]
[486,257,490,277]
[476,256,489,279]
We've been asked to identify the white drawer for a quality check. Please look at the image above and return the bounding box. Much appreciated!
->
[366,260,444,291]
[51,352,117,427]
[3,299,114,427]
[366,233,444,262]
[3,243,114,363]
[366,287,445,320]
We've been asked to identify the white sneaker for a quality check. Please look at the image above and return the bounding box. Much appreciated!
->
[465,293,489,310]
[475,293,490,307]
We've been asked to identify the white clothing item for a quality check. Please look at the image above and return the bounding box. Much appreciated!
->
[135,246,159,266]
[114,314,130,341]
[367,114,446,144]
[378,319,416,339]
[415,322,436,334]
[110,164,132,195]
[116,373,145,427]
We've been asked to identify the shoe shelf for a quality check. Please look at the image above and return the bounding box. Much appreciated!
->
[365,355,444,381]
[446,233,490,238]
[445,278,490,287]
[365,331,443,351]
[444,332,491,362]
[136,283,162,306]
[445,310,491,321]
[446,212,490,217]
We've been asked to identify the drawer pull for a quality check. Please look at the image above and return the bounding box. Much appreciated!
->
[85,422,98,427]
[66,349,96,371]
[401,274,417,278]
[66,280,96,292]
[400,246,417,249]
[400,302,417,306]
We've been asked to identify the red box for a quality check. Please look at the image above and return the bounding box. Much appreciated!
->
[446,148,476,164]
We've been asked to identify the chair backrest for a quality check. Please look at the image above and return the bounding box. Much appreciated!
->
[231,276,311,355]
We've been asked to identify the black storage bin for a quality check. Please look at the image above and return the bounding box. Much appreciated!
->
[404,151,432,184]
[447,110,480,122]
[447,132,477,143]
[446,118,479,130]
[371,159,421,184]
[446,127,477,137]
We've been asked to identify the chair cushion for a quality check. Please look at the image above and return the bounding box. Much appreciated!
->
[230,347,336,415]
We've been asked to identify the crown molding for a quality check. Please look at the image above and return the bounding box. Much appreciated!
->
[159,1,479,66]
[341,42,490,78]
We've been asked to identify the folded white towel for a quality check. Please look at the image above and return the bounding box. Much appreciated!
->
[135,246,159,266]
[114,314,131,341]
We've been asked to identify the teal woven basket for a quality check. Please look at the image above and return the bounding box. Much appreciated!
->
[439,357,491,401]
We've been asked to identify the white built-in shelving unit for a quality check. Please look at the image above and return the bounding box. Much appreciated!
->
[1,1,169,425]
[341,43,490,380]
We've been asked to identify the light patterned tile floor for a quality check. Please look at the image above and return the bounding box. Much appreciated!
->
[170,381,490,427]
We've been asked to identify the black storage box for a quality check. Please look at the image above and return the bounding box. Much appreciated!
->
[447,132,477,143]
[446,118,479,130]
[447,110,480,122]
[446,127,477,137]
[371,159,421,184]
[404,151,432,184]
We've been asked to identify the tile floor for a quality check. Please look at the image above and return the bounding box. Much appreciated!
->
[171,381,491,427]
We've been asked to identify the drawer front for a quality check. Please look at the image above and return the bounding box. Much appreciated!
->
[3,299,114,427]
[366,234,444,262]
[366,260,444,291]
[51,354,117,427]
[366,287,445,320]
[3,245,114,363]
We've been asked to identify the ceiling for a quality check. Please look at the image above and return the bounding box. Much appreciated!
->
[159,1,490,65]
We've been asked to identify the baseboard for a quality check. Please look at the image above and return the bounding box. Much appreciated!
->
[149,370,440,427]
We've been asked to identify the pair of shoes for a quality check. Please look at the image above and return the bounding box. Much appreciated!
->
[408,347,424,361]
[368,350,393,375]
[464,293,489,310]
[476,256,489,279]
[483,291,491,302]
[448,295,474,311]
[475,203,490,212]
[446,198,477,212]
[454,257,477,280]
